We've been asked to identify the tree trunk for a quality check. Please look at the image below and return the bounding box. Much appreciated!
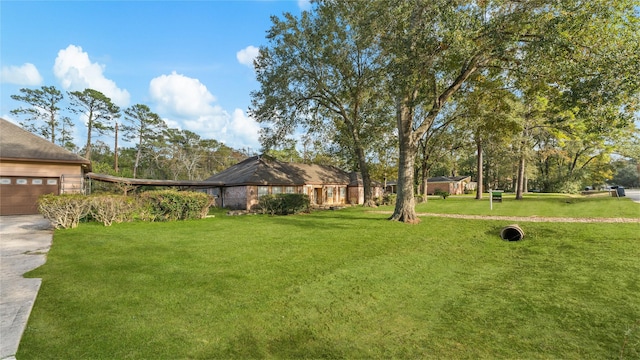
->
[418,140,430,201]
[516,153,525,200]
[49,113,56,144]
[390,101,419,223]
[421,166,429,200]
[475,139,483,199]
[355,145,376,207]
[114,122,119,173]
[85,112,94,161]
[133,136,142,179]
[133,149,141,179]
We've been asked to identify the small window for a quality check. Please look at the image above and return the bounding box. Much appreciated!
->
[285,186,295,194]
[340,187,346,198]
[32,179,43,185]
[47,179,58,185]
[327,187,333,198]
[258,186,269,196]
[272,186,282,194]
[16,179,28,185]
[0,178,10,185]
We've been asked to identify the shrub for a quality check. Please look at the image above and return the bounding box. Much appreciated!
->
[259,194,310,215]
[89,195,136,226]
[38,194,92,229]
[138,190,214,221]
[435,189,450,199]
[380,193,397,206]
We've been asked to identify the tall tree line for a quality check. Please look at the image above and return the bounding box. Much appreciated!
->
[9,85,248,182]
[251,0,640,223]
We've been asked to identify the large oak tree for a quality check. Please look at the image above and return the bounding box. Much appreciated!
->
[251,1,390,206]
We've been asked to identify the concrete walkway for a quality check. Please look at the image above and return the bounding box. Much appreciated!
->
[0,215,53,360]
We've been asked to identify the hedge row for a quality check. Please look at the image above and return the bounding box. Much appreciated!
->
[258,194,310,215]
[38,190,214,229]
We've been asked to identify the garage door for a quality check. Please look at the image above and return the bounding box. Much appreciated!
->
[0,176,60,215]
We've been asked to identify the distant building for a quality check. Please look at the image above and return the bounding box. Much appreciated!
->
[202,155,382,210]
[426,176,472,195]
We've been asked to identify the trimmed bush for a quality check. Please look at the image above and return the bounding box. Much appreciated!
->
[259,194,310,215]
[138,190,214,221]
[38,191,214,227]
[89,195,136,226]
[38,194,92,229]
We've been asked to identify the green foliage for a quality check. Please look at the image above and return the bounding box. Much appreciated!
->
[377,193,397,206]
[38,194,91,229]
[435,189,450,199]
[259,194,310,215]
[121,104,167,178]
[612,160,640,188]
[39,191,214,227]
[10,85,73,146]
[68,88,120,161]
[138,190,214,221]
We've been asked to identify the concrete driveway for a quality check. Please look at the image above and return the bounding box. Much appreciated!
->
[625,188,640,203]
[0,215,53,360]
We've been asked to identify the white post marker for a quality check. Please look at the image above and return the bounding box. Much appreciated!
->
[489,188,493,210]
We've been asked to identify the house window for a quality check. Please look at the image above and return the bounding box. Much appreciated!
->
[327,187,333,198]
[272,186,283,194]
[32,179,43,185]
[285,186,295,194]
[339,187,346,198]
[0,178,10,185]
[16,179,28,185]
[47,179,58,185]
[258,186,269,196]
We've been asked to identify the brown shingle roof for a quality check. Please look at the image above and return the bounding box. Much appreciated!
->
[205,155,351,186]
[0,118,91,168]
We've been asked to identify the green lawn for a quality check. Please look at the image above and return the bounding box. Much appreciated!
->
[19,195,640,359]
[409,192,640,218]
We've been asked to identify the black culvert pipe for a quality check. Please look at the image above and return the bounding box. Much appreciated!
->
[501,224,524,241]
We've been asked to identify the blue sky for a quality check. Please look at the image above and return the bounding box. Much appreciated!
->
[1,0,311,151]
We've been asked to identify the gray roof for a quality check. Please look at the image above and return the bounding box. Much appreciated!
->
[0,118,91,167]
[205,155,351,186]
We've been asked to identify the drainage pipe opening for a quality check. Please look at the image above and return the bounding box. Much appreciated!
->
[501,224,524,241]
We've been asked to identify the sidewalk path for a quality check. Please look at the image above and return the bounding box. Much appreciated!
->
[0,215,53,360]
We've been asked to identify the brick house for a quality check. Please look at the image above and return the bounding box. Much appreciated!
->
[202,155,382,210]
[426,176,472,195]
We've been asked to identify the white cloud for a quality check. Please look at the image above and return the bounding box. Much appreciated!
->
[53,44,130,107]
[149,72,260,150]
[0,63,43,85]
[229,109,261,149]
[298,0,311,11]
[236,45,260,69]
[149,71,217,117]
